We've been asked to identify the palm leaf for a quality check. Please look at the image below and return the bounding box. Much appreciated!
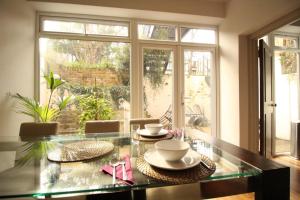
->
[46,109,60,121]
[12,71,70,122]
[39,107,60,122]
[58,96,71,111]
[44,72,65,92]
[16,141,55,166]
[44,71,54,91]
[11,93,40,120]
[53,78,65,90]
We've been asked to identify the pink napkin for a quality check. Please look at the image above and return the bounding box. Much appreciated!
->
[101,155,134,185]
[168,129,184,139]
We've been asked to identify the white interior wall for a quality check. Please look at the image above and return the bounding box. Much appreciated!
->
[0,0,35,137]
[29,0,226,18]
[219,0,300,146]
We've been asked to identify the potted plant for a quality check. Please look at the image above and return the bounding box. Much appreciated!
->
[12,72,71,124]
[11,72,71,165]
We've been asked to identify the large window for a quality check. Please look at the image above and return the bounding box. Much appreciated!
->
[39,39,130,133]
[38,15,217,135]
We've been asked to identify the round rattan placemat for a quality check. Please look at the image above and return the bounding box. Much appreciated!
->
[133,133,173,142]
[48,140,114,162]
[136,153,216,184]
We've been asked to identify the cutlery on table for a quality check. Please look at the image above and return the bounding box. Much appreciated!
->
[109,159,120,184]
[119,160,128,181]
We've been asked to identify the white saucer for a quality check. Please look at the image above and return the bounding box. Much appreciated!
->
[138,129,168,137]
[144,148,201,170]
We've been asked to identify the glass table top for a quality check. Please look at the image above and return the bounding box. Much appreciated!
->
[0,133,261,199]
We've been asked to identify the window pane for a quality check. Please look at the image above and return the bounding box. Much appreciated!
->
[138,24,176,41]
[39,38,130,133]
[184,50,212,134]
[143,48,173,129]
[42,19,129,37]
[181,27,216,44]
[42,20,85,34]
[274,36,298,48]
[86,22,129,37]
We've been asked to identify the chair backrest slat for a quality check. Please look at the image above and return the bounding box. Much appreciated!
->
[85,120,120,134]
[19,122,58,139]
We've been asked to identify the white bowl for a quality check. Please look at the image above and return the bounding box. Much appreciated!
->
[145,123,163,135]
[154,140,190,161]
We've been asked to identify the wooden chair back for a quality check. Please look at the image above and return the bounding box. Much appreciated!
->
[85,120,120,134]
[19,122,58,140]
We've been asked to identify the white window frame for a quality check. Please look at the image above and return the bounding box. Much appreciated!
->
[36,12,219,136]
[271,32,299,50]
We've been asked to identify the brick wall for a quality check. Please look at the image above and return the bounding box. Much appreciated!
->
[49,65,122,133]
[56,66,121,87]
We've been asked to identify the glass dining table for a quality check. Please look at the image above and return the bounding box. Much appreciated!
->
[0,131,289,200]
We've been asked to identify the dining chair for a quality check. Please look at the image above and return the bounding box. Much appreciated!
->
[84,120,133,200]
[85,120,120,134]
[129,118,160,130]
[18,122,68,199]
[19,122,58,140]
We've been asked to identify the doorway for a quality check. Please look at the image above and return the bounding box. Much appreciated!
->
[274,49,299,154]
[139,43,217,136]
[259,25,300,156]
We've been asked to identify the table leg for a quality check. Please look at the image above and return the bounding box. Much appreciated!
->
[254,167,290,200]
[86,191,132,200]
[132,189,147,200]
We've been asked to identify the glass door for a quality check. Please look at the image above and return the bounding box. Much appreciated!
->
[274,50,299,154]
[182,48,215,135]
[141,45,176,129]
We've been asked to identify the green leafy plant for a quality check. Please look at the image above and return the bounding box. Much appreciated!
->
[11,72,71,166]
[78,95,114,129]
[11,72,71,122]
[143,49,171,89]
[280,52,297,74]
[16,141,55,166]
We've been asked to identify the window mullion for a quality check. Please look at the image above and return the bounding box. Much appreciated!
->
[131,20,141,118]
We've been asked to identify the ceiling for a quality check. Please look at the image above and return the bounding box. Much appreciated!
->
[205,0,230,2]
[29,1,226,25]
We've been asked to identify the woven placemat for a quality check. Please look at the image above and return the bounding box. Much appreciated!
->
[133,133,173,142]
[136,154,216,184]
[48,141,114,162]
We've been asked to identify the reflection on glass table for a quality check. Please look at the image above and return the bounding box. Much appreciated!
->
[0,133,261,199]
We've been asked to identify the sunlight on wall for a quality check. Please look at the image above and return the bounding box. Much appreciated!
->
[275,52,299,140]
